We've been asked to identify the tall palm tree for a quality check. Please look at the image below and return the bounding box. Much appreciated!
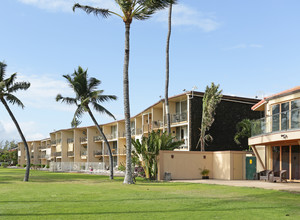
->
[165,0,177,134]
[56,66,117,180]
[197,83,222,151]
[0,61,31,181]
[73,0,172,184]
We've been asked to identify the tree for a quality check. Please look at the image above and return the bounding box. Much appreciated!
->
[197,83,222,151]
[234,118,253,150]
[0,61,31,181]
[73,0,172,184]
[165,1,177,134]
[56,66,117,179]
[132,130,183,180]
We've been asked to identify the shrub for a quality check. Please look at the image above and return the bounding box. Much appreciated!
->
[46,165,49,169]
[23,164,26,168]
[42,164,46,168]
[2,162,8,168]
[118,163,126,172]
[16,164,21,167]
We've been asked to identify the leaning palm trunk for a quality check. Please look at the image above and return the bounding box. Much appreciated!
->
[123,22,134,184]
[165,3,173,134]
[1,98,30,181]
[87,108,113,179]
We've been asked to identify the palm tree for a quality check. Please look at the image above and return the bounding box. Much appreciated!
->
[234,118,254,151]
[56,66,117,180]
[132,130,183,180]
[0,61,31,181]
[196,83,222,151]
[73,0,172,184]
[165,0,177,134]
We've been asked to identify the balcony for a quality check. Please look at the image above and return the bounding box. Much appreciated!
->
[93,135,103,142]
[136,128,142,135]
[251,108,300,137]
[94,150,103,157]
[54,152,62,157]
[80,151,87,156]
[67,138,74,144]
[51,140,56,145]
[67,151,74,157]
[249,108,300,146]
[39,145,47,150]
[80,137,87,143]
[153,120,164,129]
[171,112,187,124]
[106,133,117,140]
[56,139,62,144]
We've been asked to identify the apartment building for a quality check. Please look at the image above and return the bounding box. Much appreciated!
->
[249,86,300,181]
[18,91,260,170]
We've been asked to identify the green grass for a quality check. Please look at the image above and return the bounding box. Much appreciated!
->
[0,167,300,219]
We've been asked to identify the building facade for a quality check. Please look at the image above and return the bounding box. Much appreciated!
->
[18,91,260,170]
[249,86,300,181]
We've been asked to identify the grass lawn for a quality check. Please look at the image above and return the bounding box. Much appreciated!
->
[0,168,300,219]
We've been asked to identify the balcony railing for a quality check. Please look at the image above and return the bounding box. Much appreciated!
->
[54,152,62,157]
[67,138,74,144]
[67,151,74,157]
[106,133,117,140]
[39,145,47,150]
[80,137,87,143]
[94,150,103,156]
[80,151,87,156]
[136,128,142,135]
[51,140,56,145]
[56,139,62,144]
[251,108,300,137]
[93,135,103,142]
[152,120,164,129]
[171,112,187,123]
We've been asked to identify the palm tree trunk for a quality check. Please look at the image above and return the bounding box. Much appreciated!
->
[87,108,114,179]
[1,98,30,181]
[165,3,172,134]
[123,22,134,184]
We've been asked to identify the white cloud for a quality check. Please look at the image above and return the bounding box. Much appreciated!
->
[18,0,220,31]
[17,73,76,112]
[224,44,263,50]
[18,0,120,12]
[0,120,46,142]
[155,4,220,32]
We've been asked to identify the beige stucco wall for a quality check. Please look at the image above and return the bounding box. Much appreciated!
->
[158,150,249,180]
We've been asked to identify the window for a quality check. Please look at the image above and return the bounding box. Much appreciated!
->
[291,100,300,129]
[272,104,280,132]
[281,102,289,130]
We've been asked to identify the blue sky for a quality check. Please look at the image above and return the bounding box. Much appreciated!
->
[1,0,300,141]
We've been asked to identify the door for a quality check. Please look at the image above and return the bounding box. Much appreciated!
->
[246,156,257,180]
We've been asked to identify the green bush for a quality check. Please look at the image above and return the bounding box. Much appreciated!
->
[2,162,8,168]
[23,164,26,168]
[118,163,126,172]
[46,165,49,169]
[16,164,21,167]
[42,164,46,168]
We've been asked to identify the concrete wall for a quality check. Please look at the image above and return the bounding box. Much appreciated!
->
[158,150,249,180]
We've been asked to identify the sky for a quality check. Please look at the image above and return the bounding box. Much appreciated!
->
[1,0,300,141]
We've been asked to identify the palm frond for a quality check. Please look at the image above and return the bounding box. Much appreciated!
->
[95,94,117,103]
[7,82,30,93]
[4,93,25,108]
[55,94,77,105]
[92,102,116,120]
[71,105,85,127]
[88,77,101,91]
[73,3,111,18]
[4,73,17,89]
[0,61,7,81]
